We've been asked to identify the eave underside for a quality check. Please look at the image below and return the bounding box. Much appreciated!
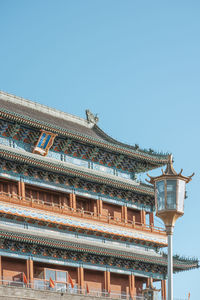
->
[0,229,198,276]
[0,146,155,208]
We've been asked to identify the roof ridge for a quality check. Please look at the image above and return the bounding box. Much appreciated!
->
[0,91,169,165]
[0,90,92,129]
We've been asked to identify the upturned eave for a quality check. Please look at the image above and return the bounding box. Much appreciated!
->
[0,91,169,171]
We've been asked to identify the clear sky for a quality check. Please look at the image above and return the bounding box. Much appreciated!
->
[0,1,200,298]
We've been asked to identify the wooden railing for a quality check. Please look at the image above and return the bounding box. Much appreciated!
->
[0,277,147,300]
[0,191,166,236]
[1,277,187,300]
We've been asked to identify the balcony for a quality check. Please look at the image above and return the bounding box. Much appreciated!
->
[0,278,188,300]
[0,191,166,236]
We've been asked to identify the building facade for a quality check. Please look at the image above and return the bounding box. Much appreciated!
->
[0,91,198,299]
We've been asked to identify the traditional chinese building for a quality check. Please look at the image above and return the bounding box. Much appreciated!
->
[0,91,198,299]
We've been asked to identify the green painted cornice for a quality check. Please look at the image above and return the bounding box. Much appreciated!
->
[0,107,168,167]
[0,145,154,196]
[0,229,198,272]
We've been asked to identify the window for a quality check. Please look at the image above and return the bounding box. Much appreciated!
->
[57,271,67,282]
[45,269,56,281]
[166,180,176,209]
[156,181,165,211]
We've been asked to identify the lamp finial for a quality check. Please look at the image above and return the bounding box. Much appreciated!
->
[164,154,177,176]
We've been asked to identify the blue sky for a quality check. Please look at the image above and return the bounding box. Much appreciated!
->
[0,1,200,298]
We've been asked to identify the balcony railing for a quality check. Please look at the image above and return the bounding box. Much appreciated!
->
[0,191,166,236]
[0,277,145,300]
[0,278,189,300]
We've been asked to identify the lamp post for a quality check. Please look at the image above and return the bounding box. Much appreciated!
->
[147,155,194,300]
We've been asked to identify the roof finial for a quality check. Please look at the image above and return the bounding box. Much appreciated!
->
[164,154,177,175]
[85,109,99,125]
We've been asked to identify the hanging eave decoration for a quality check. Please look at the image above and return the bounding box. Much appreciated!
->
[33,130,57,156]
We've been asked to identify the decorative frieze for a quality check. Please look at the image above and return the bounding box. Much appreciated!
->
[0,235,168,276]
[0,231,197,276]
[0,119,166,173]
[0,157,154,208]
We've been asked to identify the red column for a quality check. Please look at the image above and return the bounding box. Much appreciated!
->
[0,256,2,285]
[26,259,30,283]
[129,274,135,298]
[98,199,102,215]
[26,259,34,288]
[29,260,34,288]
[18,181,21,198]
[149,212,154,226]
[78,267,84,291]
[140,210,146,225]
[122,206,127,223]
[104,270,110,293]
[73,193,76,211]
[21,182,25,199]
[18,180,25,200]
[104,271,107,291]
[69,193,76,210]
[161,280,166,300]
[69,193,73,208]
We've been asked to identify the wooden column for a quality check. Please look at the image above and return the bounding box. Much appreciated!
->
[129,274,135,298]
[18,181,21,198]
[0,256,2,285]
[99,199,102,215]
[69,193,73,208]
[124,206,127,222]
[26,259,34,287]
[29,260,34,287]
[122,206,127,223]
[140,210,146,225]
[26,259,30,283]
[73,193,76,211]
[21,182,25,199]
[97,199,102,215]
[149,212,154,226]
[121,206,124,221]
[78,267,84,291]
[161,280,167,300]
[18,179,25,199]
[104,270,110,293]
[146,277,153,288]
[96,199,99,216]
[69,193,76,210]
[146,277,150,288]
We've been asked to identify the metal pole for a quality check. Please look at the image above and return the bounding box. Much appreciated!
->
[167,228,173,300]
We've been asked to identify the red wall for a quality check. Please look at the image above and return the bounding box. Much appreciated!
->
[127,208,141,223]
[102,202,122,220]
[0,179,18,195]
[84,269,104,291]
[2,257,26,280]
[110,273,129,294]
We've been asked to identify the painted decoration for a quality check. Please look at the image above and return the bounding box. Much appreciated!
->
[33,130,57,156]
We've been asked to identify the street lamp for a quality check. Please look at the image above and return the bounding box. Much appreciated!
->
[146,155,194,300]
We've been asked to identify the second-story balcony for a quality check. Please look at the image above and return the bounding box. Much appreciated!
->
[0,189,167,247]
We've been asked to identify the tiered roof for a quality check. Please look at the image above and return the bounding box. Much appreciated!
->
[0,91,169,173]
[0,91,198,277]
